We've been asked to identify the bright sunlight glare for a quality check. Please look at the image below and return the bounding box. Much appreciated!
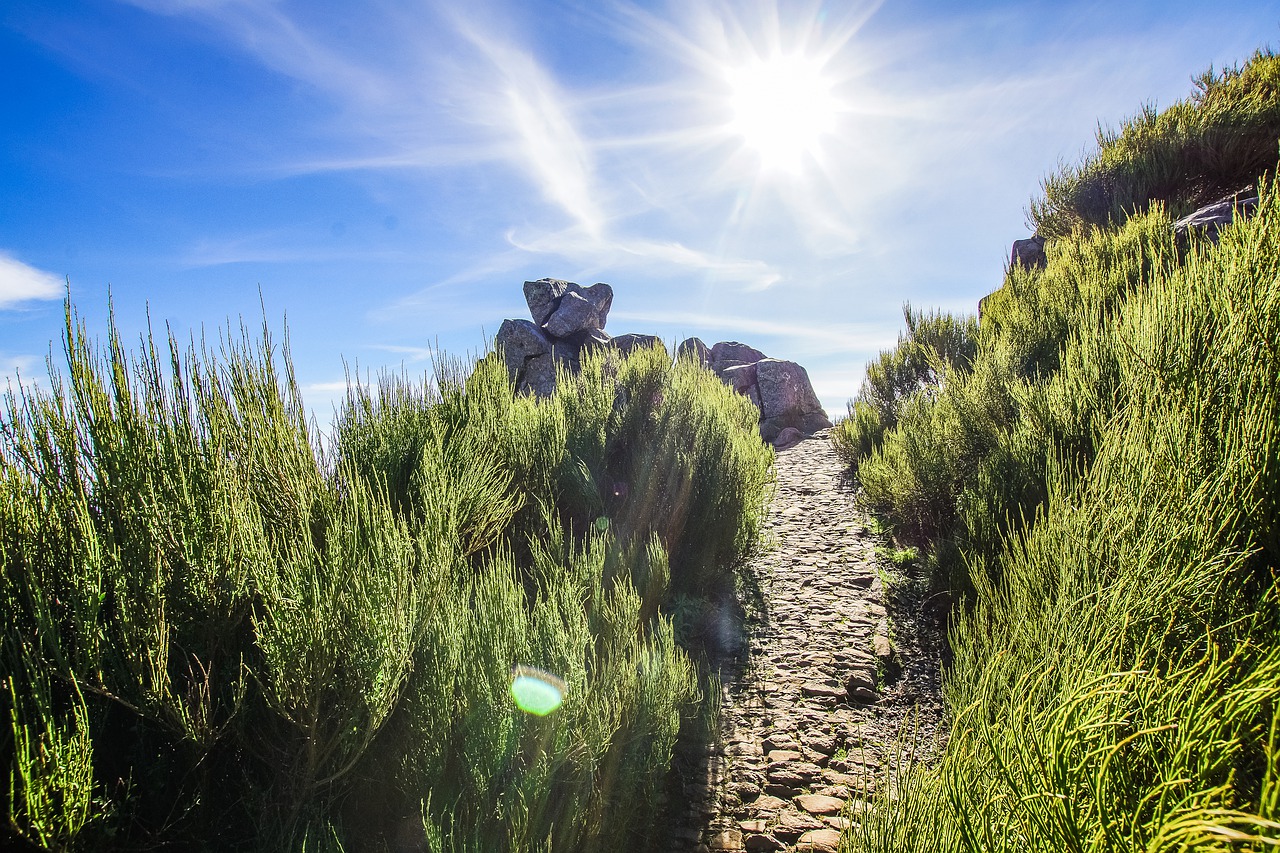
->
[725,53,841,173]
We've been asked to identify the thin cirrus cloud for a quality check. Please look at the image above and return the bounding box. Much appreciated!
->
[368,344,436,364]
[1,353,49,395]
[119,0,887,289]
[446,20,606,237]
[609,310,893,354]
[30,0,1272,419]
[0,252,63,309]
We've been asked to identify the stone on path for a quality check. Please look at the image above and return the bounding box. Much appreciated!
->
[709,828,744,851]
[797,828,842,852]
[773,426,804,449]
[744,834,786,852]
[774,811,824,839]
[794,794,844,816]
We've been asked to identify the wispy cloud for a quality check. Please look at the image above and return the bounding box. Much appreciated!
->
[179,233,418,268]
[0,353,49,393]
[121,0,392,105]
[505,227,783,289]
[301,380,349,396]
[88,0,1277,414]
[609,309,894,352]
[0,253,63,309]
[447,20,605,235]
[368,344,435,363]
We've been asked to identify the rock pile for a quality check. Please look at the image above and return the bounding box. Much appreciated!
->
[677,338,832,448]
[496,278,620,397]
[495,278,832,448]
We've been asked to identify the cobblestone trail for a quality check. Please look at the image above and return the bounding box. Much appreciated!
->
[676,430,942,853]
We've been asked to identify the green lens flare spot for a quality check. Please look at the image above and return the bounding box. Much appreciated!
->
[510,666,565,716]
[594,517,609,533]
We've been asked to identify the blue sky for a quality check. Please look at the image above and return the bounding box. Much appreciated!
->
[2,0,1276,426]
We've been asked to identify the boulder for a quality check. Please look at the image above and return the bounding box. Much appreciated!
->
[720,362,758,395]
[523,279,614,332]
[544,291,603,338]
[522,354,558,397]
[523,278,572,326]
[1010,235,1046,269]
[720,362,762,409]
[773,427,804,449]
[711,341,767,374]
[580,282,614,323]
[611,333,665,356]
[561,327,611,354]
[495,319,553,386]
[756,359,832,443]
[1173,188,1258,243]
[678,337,711,367]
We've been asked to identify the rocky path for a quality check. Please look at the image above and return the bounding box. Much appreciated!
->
[676,430,944,853]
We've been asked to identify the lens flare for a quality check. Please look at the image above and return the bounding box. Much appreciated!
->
[510,665,566,716]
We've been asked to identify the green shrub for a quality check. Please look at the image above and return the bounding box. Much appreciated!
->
[847,144,1280,853]
[831,399,884,466]
[833,305,977,467]
[1031,49,1280,238]
[0,309,771,851]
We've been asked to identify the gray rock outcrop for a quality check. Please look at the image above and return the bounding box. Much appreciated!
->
[1173,187,1258,244]
[711,341,766,373]
[678,337,711,367]
[1011,235,1047,269]
[712,351,832,446]
[755,359,833,442]
[494,279,833,446]
[499,279,617,395]
[611,333,665,356]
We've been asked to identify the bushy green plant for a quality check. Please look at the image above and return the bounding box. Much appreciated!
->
[856,202,1182,582]
[833,305,977,467]
[1031,49,1280,238]
[844,116,1280,853]
[552,343,774,591]
[0,309,771,851]
[832,400,884,467]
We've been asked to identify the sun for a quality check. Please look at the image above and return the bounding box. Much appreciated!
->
[724,52,842,173]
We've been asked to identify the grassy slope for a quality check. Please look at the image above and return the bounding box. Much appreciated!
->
[0,317,773,852]
[836,50,1280,852]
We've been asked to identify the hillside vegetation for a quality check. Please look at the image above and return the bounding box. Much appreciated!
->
[834,50,1280,851]
[0,316,772,852]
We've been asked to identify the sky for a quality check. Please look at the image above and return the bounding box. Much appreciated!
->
[2,0,1277,429]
